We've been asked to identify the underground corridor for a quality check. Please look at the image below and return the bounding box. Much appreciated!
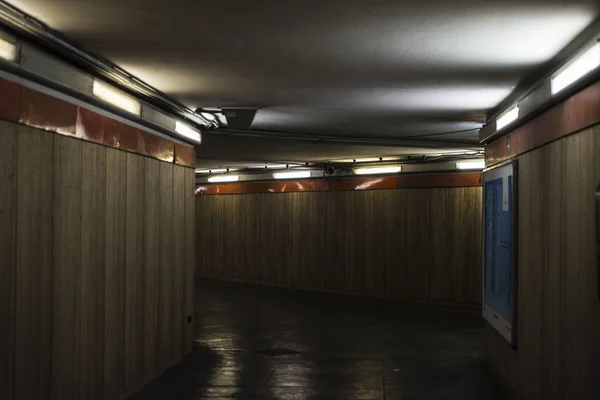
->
[1,1,600,400]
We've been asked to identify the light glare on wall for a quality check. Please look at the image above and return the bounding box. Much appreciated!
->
[92,80,141,116]
[273,171,311,180]
[175,121,202,143]
[208,175,239,183]
[354,166,401,175]
[0,36,17,62]
[551,43,600,95]
[496,105,519,131]
[456,160,486,170]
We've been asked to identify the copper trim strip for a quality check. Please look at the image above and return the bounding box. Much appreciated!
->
[486,80,600,166]
[0,77,195,167]
[196,172,482,195]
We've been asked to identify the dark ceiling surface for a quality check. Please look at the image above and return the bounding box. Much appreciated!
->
[6,0,600,167]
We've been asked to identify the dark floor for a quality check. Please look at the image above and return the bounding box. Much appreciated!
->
[131,280,510,400]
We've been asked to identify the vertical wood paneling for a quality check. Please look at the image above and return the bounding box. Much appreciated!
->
[260,195,277,284]
[104,147,127,399]
[158,162,174,369]
[184,168,195,354]
[172,166,185,360]
[0,122,17,400]
[542,141,563,400]
[51,135,82,399]
[125,154,145,391]
[486,124,600,400]
[345,192,364,293]
[196,187,481,304]
[143,158,160,381]
[4,117,194,400]
[405,189,430,300]
[14,125,53,400]
[275,194,293,286]
[80,142,107,400]
[326,191,347,292]
[363,191,384,295]
[576,128,600,398]
[229,195,244,281]
[243,194,261,283]
[309,192,328,291]
[429,188,455,302]
[383,190,407,299]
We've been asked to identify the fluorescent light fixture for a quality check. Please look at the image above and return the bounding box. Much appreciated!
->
[273,171,311,180]
[551,43,600,95]
[354,166,401,175]
[456,160,486,170]
[496,105,519,131]
[207,175,239,183]
[196,168,227,174]
[200,112,216,121]
[175,121,202,143]
[92,80,141,116]
[336,157,400,163]
[0,36,17,62]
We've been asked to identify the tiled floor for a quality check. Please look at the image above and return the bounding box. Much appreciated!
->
[130,280,510,399]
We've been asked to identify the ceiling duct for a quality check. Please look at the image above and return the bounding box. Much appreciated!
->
[222,108,258,130]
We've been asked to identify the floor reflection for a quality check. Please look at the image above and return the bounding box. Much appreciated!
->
[131,280,510,399]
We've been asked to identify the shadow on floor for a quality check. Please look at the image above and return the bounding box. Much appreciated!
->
[130,280,511,400]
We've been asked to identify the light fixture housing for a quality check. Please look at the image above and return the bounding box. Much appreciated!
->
[0,36,18,62]
[354,166,401,175]
[196,168,227,174]
[456,160,486,170]
[551,43,600,95]
[273,171,311,180]
[208,175,239,183]
[92,80,141,116]
[496,105,519,131]
[200,112,216,121]
[175,121,202,143]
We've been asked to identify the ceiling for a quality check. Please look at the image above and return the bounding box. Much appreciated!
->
[5,0,600,168]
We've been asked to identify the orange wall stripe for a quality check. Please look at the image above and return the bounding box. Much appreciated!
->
[0,76,194,167]
[196,172,482,195]
[486,79,600,166]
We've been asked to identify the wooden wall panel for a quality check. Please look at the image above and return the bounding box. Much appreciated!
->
[457,187,483,304]
[158,162,174,369]
[104,147,127,399]
[51,135,83,399]
[275,194,293,286]
[80,142,107,400]
[14,126,53,400]
[0,122,17,400]
[383,190,407,299]
[577,130,600,398]
[363,191,384,295]
[184,168,195,354]
[197,186,481,305]
[143,158,160,381]
[326,191,347,292]
[345,192,364,293]
[244,194,262,283]
[405,189,431,300]
[307,192,327,291]
[3,117,194,400]
[429,188,455,302]
[172,166,186,361]
[485,124,600,400]
[125,154,145,391]
[260,194,277,284]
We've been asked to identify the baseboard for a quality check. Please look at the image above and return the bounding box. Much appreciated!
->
[197,276,481,310]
